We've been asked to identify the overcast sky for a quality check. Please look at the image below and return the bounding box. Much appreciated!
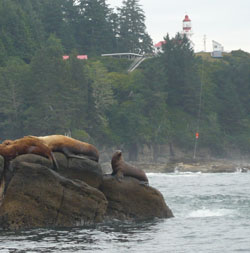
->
[106,0,250,53]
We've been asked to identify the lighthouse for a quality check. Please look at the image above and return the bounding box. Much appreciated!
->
[182,14,193,39]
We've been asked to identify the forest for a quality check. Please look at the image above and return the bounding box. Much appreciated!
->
[0,0,250,160]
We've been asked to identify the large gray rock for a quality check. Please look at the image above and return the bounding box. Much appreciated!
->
[0,160,107,230]
[99,175,173,220]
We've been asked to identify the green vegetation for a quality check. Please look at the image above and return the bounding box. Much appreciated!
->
[0,0,249,159]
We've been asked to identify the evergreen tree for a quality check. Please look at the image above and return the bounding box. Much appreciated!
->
[16,0,46,52]
[23,35,69,135]
[0,58,29,138]
[76,0,116,55]
[0,0,37,62]
[214,63,244,134]
[118,0,153,54]
[0,39,7,66]
[63,50,90,135]
[85,61,115,141]
[160,33,200,115]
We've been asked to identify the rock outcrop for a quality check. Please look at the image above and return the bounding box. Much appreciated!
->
[0,153,173,230]
[0,160,107,230]
[11,153,103,188]
[99,175,173,220]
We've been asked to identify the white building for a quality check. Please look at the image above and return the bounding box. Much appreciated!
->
[211,40,224,58]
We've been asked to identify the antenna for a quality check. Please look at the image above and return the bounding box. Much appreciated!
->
[193,56,205,160]
[203,35,206,52]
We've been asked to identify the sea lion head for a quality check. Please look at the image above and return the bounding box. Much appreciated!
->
[2,140,13,145]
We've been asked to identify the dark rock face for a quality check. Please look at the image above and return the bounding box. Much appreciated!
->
[0,161,107,230]
[99,175,174,220]
[11,153,103,188]
[53,152,103,188]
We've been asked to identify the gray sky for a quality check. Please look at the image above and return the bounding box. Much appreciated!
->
[106,0,250,53]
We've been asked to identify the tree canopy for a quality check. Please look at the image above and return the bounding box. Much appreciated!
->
[0,0,250,159]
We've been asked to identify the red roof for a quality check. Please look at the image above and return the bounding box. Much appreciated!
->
[62,55,88,60]
[77,55,88,60]
[183,15,191,22]
[154,41,166,48]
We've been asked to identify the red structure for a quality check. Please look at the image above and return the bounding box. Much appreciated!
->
[77,55,88,60]
[154,41,166,53]
[62,55,88,60]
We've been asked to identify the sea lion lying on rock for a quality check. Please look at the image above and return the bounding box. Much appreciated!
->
[0,136,59,204]
[0,136,59,169]
[28,135,99,162]
[111,150,148,184]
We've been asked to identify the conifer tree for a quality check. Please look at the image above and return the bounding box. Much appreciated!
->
[117,0,153,54]
[160,33,200,115]
[0,58,29,138]
[0,1,37,62]
[76,0,116,55]
[24,35,69,135]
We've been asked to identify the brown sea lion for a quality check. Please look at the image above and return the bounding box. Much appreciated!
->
[111,150,148,184]
[0,137,58,169]
[0,136,59,205]
[28,135,99,162]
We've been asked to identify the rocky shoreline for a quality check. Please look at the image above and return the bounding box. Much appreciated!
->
[137,159,250,173]
[101,158,250,174]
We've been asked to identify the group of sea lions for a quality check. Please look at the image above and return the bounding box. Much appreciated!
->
[0,134,148,204]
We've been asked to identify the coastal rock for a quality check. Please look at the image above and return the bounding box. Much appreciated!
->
[54,152,103,188]
[99,175,174,220]
[0,160,107,230]
[11,153,103,188]
[0,154,174,230]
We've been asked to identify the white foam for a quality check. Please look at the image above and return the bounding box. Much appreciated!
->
[147,172,202,178]
[188,208,233,218]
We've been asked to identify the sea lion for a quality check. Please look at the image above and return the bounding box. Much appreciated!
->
[0,137,58,169]
[0,136,59,205]
[111,150,148,184]
[28,135,99,162]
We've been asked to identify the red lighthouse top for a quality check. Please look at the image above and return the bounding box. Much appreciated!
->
[183,15,191,22]
[183,14,192,32]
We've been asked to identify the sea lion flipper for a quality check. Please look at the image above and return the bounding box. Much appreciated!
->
[139,181,149,187]
[66,154,98,162]
[51,153,59,171]
[115,170,124,182]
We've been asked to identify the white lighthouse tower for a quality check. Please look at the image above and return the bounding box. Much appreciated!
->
[182,14,193,39]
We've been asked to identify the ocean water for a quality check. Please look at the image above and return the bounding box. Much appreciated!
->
[0,172,250,253]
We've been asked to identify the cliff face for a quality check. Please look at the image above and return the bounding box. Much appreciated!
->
[0,154,173,230]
